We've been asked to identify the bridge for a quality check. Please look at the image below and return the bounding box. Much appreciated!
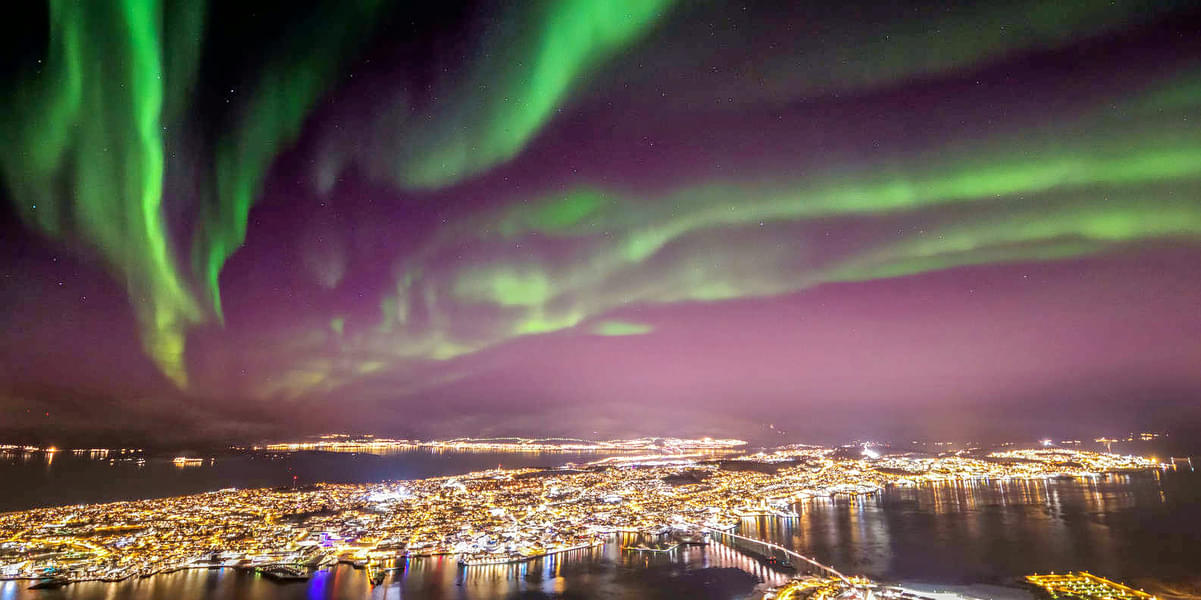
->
[700,526,851,585]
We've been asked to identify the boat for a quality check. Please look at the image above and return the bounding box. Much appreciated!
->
[760,555,798,572]
[624,541,680,553]
[28,576,69,590]
[458,553,524,566]
[256,565,310,582]
[457,540,604,567]
[672,530,710,545]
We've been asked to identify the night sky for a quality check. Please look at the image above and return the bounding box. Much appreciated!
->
[1,1,1200,446]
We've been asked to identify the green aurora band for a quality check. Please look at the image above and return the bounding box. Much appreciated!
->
[311,104,1198,400]
[396,0,675,189]
[193,0,385,317]
[314,0,1192,192]
[311,0,677,191]
[1,0,205,385]
[2,1,1200,394]
[592,321,654,336]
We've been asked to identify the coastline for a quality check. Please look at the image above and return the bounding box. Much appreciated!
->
[0,451,1172,585]
[458,539,607,566]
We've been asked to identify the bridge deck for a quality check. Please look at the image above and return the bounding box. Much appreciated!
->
[700,526,850,584]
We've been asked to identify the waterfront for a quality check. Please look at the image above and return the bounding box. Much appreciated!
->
[1,540,771,600]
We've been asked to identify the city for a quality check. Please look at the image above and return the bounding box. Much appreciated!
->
[0,441,1166,595]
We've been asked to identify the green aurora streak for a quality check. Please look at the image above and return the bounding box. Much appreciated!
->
[3,0,385,383]
[193,0,384,317]
[1,0,204,385]
[592,321,654,336]
[397,0,675,188]
[323,106,1200,400]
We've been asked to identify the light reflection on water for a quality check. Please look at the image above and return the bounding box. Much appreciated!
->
[741,470,1199,584]
[6,540,770,600]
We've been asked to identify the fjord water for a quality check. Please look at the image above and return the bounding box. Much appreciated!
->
[0,449,617,512]
[3,457,1199,600]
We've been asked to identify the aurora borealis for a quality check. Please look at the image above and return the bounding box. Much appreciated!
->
[1,1,1200,443]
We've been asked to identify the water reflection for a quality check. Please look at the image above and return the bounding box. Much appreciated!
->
[740,472,1197,584]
